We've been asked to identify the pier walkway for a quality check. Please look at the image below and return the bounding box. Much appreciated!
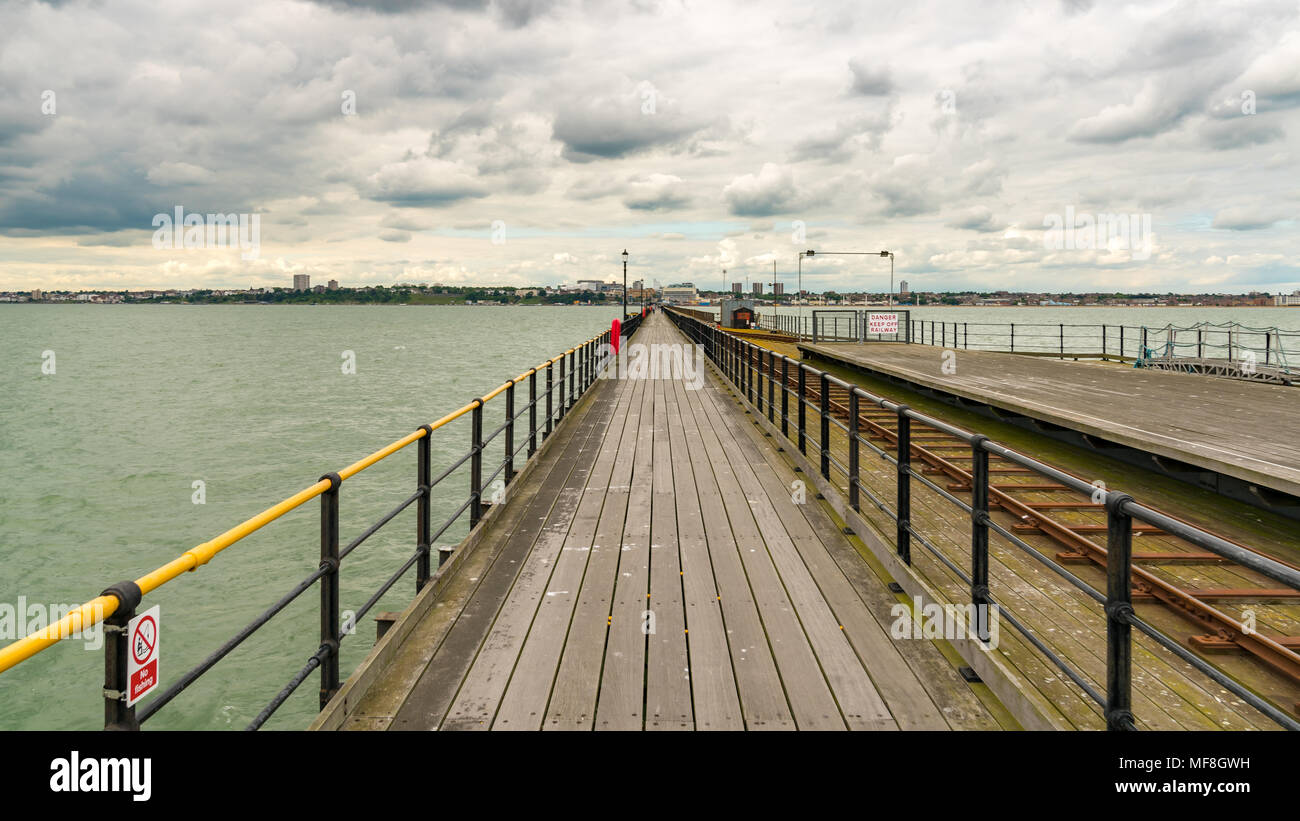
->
[325,312,1002,731]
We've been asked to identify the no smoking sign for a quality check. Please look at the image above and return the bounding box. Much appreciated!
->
[126,605,160,706]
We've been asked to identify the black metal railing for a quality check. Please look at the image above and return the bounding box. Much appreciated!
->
[666,307,1300,731]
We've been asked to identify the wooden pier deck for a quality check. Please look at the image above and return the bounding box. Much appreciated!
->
[796,341,1300,504]
[325,313,1005,731]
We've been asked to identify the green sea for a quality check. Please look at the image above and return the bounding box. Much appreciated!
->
[0,304,623,730]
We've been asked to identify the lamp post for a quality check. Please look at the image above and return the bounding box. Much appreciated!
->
[621,249,628,319]
[798,249,815,340]
[800,249,897,312]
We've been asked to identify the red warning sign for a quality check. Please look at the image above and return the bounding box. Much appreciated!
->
[126,606,159,706]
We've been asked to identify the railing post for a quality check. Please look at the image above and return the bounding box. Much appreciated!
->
[319,471,341,710]
[416,426,432,591]
[528,369,538,456]
[970,435,990,641]
[797,365,807,455]
[470,401,484,527]
[505,381,516,483]
[895,407,911,565]
[568,349,576,409]
[1059,323,1064,359]
[1105,491,1136,731]
[963,322,967,349]
[101,580,143,730]
[819,373,830,478]
[759,350,769,423]
[848,390,860,510]
[545,362,554,439]
[1010,323,1015,352]
[1102,324,1107,356]
[780,356,789,438]
[1120,325,1125,359]
[1141,327,1148,356]
[557,354,566,422]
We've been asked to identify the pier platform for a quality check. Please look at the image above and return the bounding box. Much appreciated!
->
[321,313,1003,731]
[796,341,1300,517]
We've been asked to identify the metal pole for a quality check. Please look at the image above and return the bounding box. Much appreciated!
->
[528,369,538,456]
[971,436,990,642]
[781,356,789,438]
[1105,492,1136,731]
[101,581,142,730]
[848,390,860,510]
[819,373,830,478]
[896,407,911,565]
[767,350,775,423]
[545,362,554,439]
[416,427,432,590]
[470,402,483,526]
[319,472,341,710]
[505,382,515,483]
[797,365,807,455]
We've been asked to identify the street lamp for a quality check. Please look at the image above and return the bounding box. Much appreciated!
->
[801,249,897,310]
[798,249,815,340]
[881,250,894,307]
[622,249,628,319]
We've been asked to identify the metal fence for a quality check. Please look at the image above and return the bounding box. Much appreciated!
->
[900,319,1300,371]
[666,307,1300,731]
[0,312,645,730]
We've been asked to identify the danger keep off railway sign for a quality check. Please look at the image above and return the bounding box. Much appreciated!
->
[868,313,899,335]
[126,605,160,706]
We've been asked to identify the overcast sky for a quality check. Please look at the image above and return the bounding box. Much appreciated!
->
[1,0,1297,294]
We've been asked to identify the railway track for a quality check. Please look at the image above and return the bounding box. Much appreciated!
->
[741,346,1300,711]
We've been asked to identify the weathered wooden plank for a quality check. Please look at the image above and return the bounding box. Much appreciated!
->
[542,376,647,729]
[439,379,630,730]
[673,365,796,729]
[663,375,744,730]
[492,371,640,729]
[388,377,624,730]
[594,372,657,729]
[690,372,897,730]
[645,376,693,730]
[677,364,847,729]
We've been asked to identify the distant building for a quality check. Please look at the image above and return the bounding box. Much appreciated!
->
[772,283,784,296]
[752,282,763,296]
[30,289,42,300]
[899,280,910,295]
[312,285,325,294]
[732,282,743,294]
[1274,290,1300,306]
[327,279,339,290]
[293,274,310,291]
[662,283,697,304]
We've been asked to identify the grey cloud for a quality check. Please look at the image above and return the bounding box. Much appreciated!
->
[1199,116,1284,149]
[722,164,804,217]
[1211,206,1291,230]
[552,91,708,162]
[847,59,892,96]
[946,207,1002,232]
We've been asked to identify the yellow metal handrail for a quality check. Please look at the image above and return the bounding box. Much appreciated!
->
[0,332,606,676]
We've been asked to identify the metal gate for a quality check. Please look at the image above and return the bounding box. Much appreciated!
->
[811,309,910,343]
